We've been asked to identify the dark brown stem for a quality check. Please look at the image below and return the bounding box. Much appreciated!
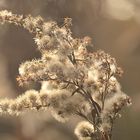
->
[101,59,111,110]
[75,110,93,125]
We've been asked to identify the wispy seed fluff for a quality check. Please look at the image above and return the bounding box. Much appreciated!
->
[0,10,131,140]
[75,121,94,140]
[0,90,49,116]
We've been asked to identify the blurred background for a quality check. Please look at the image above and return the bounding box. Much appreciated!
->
[0,0,139,140]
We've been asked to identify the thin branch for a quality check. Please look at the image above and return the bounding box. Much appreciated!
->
[75,110,94,125]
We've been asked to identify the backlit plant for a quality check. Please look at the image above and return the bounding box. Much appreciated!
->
[0,10,131,140]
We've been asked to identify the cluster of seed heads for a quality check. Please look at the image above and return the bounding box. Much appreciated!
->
[0,10,131,140]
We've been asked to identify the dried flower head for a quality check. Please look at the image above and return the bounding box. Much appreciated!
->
[0,10,131,140]
[75,121,94,140]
